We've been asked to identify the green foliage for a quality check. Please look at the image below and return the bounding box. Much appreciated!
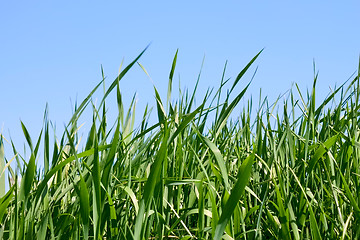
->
[1,48,360,239]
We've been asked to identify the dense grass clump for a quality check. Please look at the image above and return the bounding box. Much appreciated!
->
[1,48,360,240]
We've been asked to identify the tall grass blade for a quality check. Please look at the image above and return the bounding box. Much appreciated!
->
[134,128,169,240]
[201,136,229,190]
[168,103,204,143]
[0,137,4,198]
[91,124,101,240]
[100,45,149,107]
[214,153,255,240]
[167,49,178,108]
[307,134,338,175]
[20,121,33,152]
[229,49,263,94]
[154,86,166,123]
[215,81,252,138]
[79,174,90,239]
[0,185,14,222]
[19,153,35,201]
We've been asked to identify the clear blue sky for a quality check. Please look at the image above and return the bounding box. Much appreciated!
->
[1,2,359,161]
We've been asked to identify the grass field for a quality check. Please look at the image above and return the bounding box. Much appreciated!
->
[1,48,360,239]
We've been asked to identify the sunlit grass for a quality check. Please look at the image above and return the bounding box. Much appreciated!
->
[0,48,360,239]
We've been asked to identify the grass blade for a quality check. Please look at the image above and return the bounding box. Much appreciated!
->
[229,49,263,94]
[307,134,338,175]
[79,174,90,239]
[201,135,229,190]
[167,49,178,109]
[0,137,5,198]
[91,125,101,240]
[214,154,255,240]
[19,153,35,201]
[99,45,149,107]
[134,128,169,240]
[0,185,14,222]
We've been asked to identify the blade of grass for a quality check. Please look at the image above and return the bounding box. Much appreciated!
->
[289,167,322,240]
[214,153,255,240]
[91,124,101,240]
[99,45,149,108]
[201,135,230,190]
[134,128,169,240]
[307,134,338,175]
[0,137,4,198]
[19,153,35,201]
[0,185,15,222]
[78,174,90,239]
[167,49,178,110]
[229,49,263,94]
[215,80,252,138]
[20,121,33,152]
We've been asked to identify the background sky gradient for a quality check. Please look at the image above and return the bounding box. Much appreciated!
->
[1,1,360,161]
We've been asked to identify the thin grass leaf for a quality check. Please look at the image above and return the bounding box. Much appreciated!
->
[201,135,230,190]
[215,81,252,138]
[214,154,255,240]
[307,134,338,174]
[154,86,166,123]
[79,174,90,239]
[99,45,149,107]
[333,158,360,218]
[134,128,169,240]
[289,167,322,240]
[91,125,101,240]
[20,121,33,152]
[0,137,4,198]
[0,185,14,222]
[168,103,204,144]
[104,191,118,237]
[274,182,291,239]
[229,49,263,94]
[309,203,322,240]
[19,153,35,200]
[44,116,50,174]
[36,213,49,240]
[101,120,120,189]
[341,212,353,240]
[120,186,139,214]
[167,49,178,109]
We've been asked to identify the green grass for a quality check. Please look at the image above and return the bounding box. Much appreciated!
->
[1,48,360,239]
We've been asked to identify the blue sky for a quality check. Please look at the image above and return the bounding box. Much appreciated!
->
[1,2,360,161]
